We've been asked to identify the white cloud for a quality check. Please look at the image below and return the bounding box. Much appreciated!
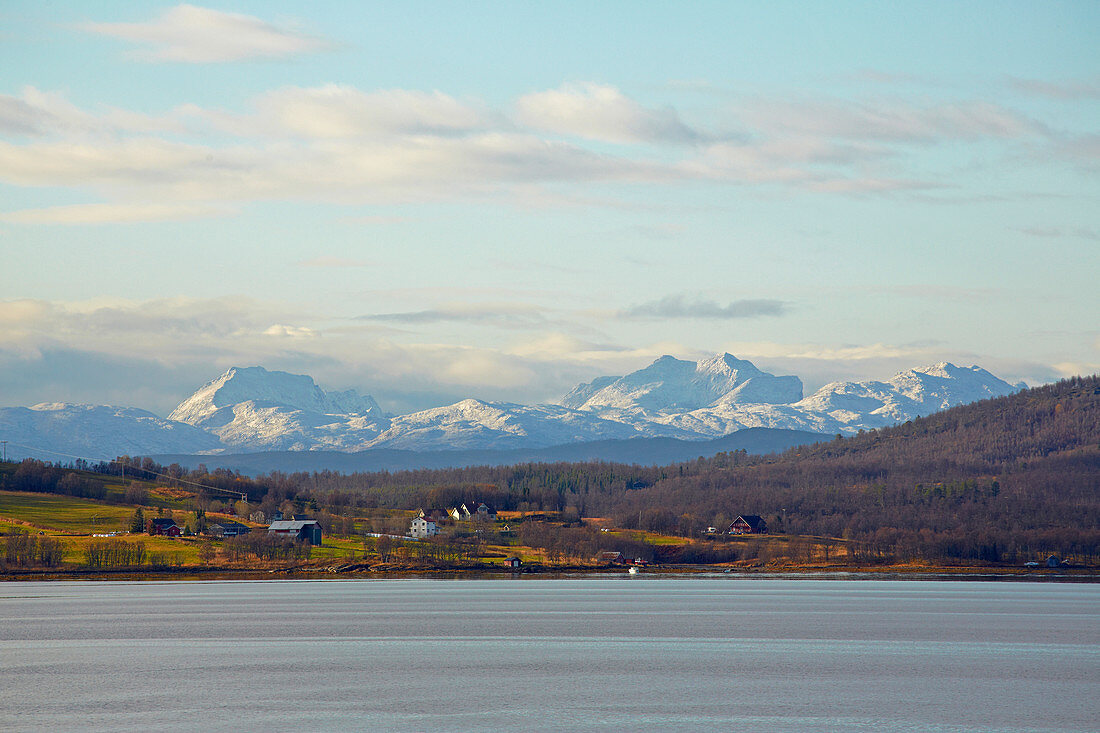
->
[255,85,492,139]
[516,82,699,144]
[263,324,317,338]
[622,294,789,319]
[0,83,1069,217]
[80,4,331,63]
[0,87,184,137]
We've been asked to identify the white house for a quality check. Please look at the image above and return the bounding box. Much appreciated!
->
[409,515,439,539]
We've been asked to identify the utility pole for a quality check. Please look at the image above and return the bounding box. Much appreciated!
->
[1,441,6,462]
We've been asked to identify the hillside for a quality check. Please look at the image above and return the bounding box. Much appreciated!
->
[263,375,1099,564]
[3,376,1096,569]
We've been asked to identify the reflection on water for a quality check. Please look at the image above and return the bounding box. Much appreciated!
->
[1,578,1097,732]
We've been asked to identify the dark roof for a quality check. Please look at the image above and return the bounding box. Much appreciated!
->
[150,518,177,527]
[269,520,320,531]
[734,515,766,528]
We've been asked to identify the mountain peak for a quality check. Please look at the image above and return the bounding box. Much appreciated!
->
[169,366,382,424]
[562,353,802,414]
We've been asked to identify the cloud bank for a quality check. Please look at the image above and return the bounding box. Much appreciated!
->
[80,4,332,63]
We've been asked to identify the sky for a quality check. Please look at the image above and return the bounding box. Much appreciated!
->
[1,1,1098,416]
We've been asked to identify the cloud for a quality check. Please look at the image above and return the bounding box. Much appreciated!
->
[0,82,1071,218]
[80,4,332,63]
[516,82,700,144]
[713,340,1076,394]
[0,295,1076,416]
[622,295,789,320]
[254,85,492,138]
[359,303,549,329]
[0,87,184,137]
[0,202,232,224]
[1009,77,1100,100]
[742,97,1045,143]
[0,131,658,204]
[262,324,316,338]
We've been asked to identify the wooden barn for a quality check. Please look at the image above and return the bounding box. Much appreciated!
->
[268,519,323,546]
[728,515,768,535]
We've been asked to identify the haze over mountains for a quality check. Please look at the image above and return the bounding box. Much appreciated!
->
[0,354,1021,466]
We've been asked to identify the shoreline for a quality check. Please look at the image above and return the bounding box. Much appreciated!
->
[3,562,1097,582]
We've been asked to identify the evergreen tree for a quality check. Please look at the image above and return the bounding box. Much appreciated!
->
[129,508,145,534]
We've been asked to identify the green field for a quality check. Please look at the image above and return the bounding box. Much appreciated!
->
[0,491,136,534]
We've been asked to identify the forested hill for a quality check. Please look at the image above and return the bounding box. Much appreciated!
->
[6,376,1095,564]
[605,374,1100,560]
[291,374,1099,562]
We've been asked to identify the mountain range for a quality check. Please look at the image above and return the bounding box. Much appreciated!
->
[0,354,1022,467]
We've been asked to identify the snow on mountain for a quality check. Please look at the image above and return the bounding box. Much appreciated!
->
[562,356,1019,438]
[568,353,803,415]
[559,375,620,409]
[0,403,223,460]
[367,399,642,450]
[168,366,389,451]
[1,359,1023,459]
[794,362,1019,431]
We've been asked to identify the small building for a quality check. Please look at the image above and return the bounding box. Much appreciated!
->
[729,515,768,535]
[268,519,323,546]
[448,502,497,522]
[503,557,521,569]
[471,503,497,521]
[597,551,625,565]
[409,515,439,539]
[149,517,180,537]
[1046,555,1061,568]
[207,519,251,538]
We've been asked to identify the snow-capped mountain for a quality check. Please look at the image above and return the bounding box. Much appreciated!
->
[168,366,390,451]
[568,358,1020,439]
[368,398,641,450]
[565,353,803,414]
[0,355,1022,460]
[794,363,1019,430]
[0,403,223,460]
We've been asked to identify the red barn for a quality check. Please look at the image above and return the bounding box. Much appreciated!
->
[728,515,768,535]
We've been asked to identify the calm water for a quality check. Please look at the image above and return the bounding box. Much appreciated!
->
[0,577,1097,732]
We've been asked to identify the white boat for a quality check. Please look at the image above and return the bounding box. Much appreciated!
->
[628,566,639,574]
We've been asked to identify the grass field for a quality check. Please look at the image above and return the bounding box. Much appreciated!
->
[0,491,136,534]
[1,488,860,573]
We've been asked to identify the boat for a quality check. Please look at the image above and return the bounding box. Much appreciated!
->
[628,566,639,575]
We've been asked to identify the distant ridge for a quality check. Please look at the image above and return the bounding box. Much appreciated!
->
[1,354,1020,460]
[150,427,831,475]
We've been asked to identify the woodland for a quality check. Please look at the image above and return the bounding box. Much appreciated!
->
[3,375,1098,566]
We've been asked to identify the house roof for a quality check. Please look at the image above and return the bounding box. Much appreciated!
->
[733,515,766,528]
[150,517,177,527]
[269,520,320,531]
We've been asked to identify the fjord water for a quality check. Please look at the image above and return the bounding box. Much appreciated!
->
[1,578,1096,732]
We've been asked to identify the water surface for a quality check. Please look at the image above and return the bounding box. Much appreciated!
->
[1,577,1096,732]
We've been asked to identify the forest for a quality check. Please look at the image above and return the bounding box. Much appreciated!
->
[3,375,1098,566]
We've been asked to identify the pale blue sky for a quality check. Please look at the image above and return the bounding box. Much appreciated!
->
[1,1,1097,414]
